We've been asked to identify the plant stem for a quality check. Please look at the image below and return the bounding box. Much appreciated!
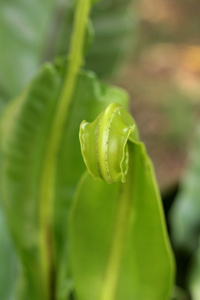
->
[39,1,92,299]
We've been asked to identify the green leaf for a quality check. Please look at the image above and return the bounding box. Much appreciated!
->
[1,64,61,300]
[170,124,200,253]
[0,0,136,299]
[0,1,97,298]
[70,103,175,300]
[0,58,128,299]
[54,67,129,299]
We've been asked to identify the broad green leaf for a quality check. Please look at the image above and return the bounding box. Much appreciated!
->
[0,58,128,300]
[70,103,175,300]
[1,64,62,300]
[170,124,200,253]
[188,244,200,300]
[0,0,136,299]
[0,1,99,298]
[54,67,128,299]
[0,206,17,300]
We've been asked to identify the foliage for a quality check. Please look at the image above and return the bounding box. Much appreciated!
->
[70,103,174,300]
[0,0,174,300]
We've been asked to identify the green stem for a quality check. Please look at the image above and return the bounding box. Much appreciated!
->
[39,1,92,299]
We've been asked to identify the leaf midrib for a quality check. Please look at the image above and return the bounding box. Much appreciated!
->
[100,145,133,300]
[38,1,92,299]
